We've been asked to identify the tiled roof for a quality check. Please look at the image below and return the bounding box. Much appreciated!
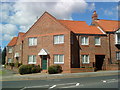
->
[7,37,18,46]
[58,20,104,34]
[95,19,120,32]
[18,32,25,40]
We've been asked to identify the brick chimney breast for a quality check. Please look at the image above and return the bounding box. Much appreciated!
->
[92,10,98,21]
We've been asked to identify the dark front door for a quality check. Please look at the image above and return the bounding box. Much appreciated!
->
[42,56,47,70]
[95,55,105,71]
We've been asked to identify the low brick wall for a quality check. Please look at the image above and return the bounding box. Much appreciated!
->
[106,64,120,70]
[5,65,19,72]
[71,68,95,73]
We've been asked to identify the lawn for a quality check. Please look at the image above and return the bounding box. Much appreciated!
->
[0,70,6,75]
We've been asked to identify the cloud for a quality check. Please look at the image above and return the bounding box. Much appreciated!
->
[1,1,95,46]
[0,24,18,41]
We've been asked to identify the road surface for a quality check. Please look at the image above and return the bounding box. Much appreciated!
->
[2,75,119,90]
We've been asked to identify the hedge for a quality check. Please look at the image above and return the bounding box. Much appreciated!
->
[48,65,62,74]
[19,64,42,75]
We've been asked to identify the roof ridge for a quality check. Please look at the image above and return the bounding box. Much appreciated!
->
[99,19,119,22]
[58,19,85,22]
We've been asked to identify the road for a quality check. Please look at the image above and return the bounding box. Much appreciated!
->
[2,75,119,90]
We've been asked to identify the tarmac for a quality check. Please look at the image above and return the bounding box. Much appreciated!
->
[1,70,120,81]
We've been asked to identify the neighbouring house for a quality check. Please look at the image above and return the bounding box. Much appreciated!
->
[6,32,25,64]
[6,11,120,73]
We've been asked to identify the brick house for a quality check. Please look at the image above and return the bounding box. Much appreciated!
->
[6,32,25,64]
[6,11,120,73]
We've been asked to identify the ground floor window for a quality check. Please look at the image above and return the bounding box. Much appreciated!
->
[8,58,12,63]
[81,55,89,64]
[54,54,64,64]
[28,55,36,64]
[116,52,120,60]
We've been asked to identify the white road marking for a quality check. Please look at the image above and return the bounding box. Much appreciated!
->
[49,85,56,89]
[55,82,77,86]
[20,85,49,90]
[103,80,107,83]
[102,79,118,83]
[76,83,80,86]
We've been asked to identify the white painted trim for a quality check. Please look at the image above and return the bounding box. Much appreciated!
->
[97,26,106,34]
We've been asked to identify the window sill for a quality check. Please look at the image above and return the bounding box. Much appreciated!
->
[81,45,89,47]
[29,45,37,47]
[28,62,36,64]
[82,63,90,64]
[54,62,64,64]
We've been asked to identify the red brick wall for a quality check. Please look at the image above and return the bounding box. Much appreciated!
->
[23,13,71,73]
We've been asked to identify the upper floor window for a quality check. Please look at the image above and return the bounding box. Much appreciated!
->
[54,35,64,44]
[81,55,89,64]
[8,47,12,53]
[54,54,64,64]
[81,37,89,45]
[28,55,36,64]
[115,29,120,44]
[116,52,120,60]
[95,37,101,45]
[28,37,37,46]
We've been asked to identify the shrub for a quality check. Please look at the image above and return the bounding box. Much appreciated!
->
[48,65,62,74]
[31,65,42,73]
[9,63,14,67]
[15,62,22,67]
[19,64,42,75]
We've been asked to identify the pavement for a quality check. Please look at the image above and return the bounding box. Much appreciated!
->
[1,70,120,81]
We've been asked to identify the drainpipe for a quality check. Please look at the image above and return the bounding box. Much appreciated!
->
[108,33,112,64]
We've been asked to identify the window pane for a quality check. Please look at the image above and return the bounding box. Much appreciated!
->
[34,38,37,45]
[117,34,120,43]
[29,38,33,46]
[33,55,36,62]
[59,35,64,43]
[8,47,12,53]
[81,37,84,45]
[59,55,64,62]
[95,37,100,45]
[54,55,58,62]
[54,36,58,44]
[28,55,33,63]
[85,37,88,45]
[8,58,12,63]
[116,52,120,60]
[81,55,84,63]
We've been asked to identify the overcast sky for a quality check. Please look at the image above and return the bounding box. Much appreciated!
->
[0,0,119,49]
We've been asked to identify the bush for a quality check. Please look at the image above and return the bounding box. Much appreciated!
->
[19,64,42,75]
[15,62,22,67]
[48,65,62,74]
[9,63,14,67]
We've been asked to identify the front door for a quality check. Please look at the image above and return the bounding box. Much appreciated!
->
[95,55,105,71]
[42,55,47,70]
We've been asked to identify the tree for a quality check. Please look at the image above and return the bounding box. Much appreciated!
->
[2,47,6,65]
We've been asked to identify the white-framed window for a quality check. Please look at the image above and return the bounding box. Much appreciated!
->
[54,54,64,64]
[8,58,12,63]
[28,37,37,46]
[8,47,12,53]
[81,55,89,64]
[28,55,36,64]
[95,37,101,45]
[54,35,64,44]
[81,37,89,45]
[116,52,120,60]
[115,33,120,44]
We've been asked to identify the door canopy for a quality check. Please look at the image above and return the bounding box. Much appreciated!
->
[38,49,49,55]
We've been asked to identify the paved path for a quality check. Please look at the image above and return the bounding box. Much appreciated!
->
[1,70,120,81]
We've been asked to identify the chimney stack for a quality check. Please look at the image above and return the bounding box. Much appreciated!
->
[92,10,98,21]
